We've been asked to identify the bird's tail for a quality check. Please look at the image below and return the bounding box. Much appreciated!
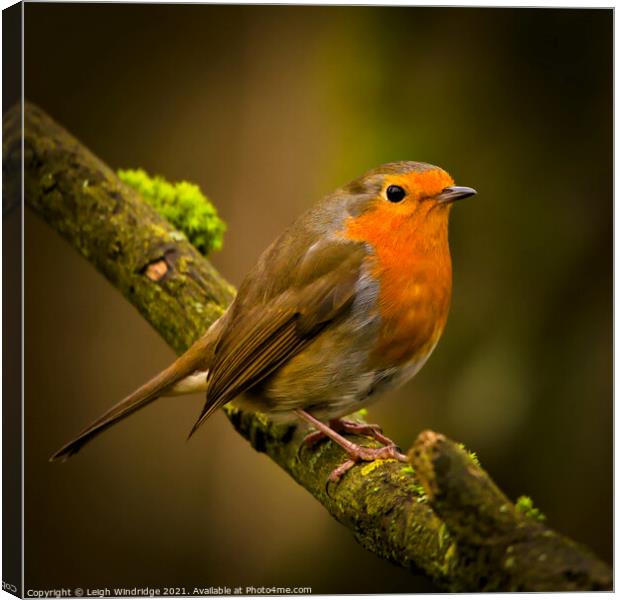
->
[50,329,218,462]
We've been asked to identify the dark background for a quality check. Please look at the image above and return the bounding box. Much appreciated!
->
[22,4,612,593]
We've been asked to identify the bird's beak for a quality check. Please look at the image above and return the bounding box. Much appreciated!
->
[437,186,477,204]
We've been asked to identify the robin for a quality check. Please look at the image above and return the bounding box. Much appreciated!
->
[51,161,475,482]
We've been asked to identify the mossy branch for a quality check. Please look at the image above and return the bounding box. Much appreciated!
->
[3,102,611,592]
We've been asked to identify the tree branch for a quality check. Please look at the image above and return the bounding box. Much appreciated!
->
[4,102,611,592]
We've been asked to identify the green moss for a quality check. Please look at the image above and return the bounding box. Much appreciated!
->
[346,408,368,422]
[457,442,480,467]
[118,168,226,255]
[515,495,546,522]
[438,522,450,549]
[440,543,458,576]
[413,481,427,502]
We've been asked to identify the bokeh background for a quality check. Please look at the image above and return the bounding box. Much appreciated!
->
[20,4,611,593]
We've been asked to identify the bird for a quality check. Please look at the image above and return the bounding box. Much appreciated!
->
[51,160,475,482]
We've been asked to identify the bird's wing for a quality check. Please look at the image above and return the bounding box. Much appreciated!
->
[188,239,368,434]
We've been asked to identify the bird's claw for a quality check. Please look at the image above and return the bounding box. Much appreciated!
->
[324,443,408,495]
[299,418,387,453]
[294,411,408,495]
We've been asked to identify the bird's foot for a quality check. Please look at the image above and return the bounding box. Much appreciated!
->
[329,443,408,483]
[295,410,408,485]
[301,418,392,449]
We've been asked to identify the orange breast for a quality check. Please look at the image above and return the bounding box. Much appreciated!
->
[344,202,453,367]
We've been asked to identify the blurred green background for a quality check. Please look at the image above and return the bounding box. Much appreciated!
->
[22,4,611,593]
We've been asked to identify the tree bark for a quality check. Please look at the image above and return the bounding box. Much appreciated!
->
[3,102,612,592]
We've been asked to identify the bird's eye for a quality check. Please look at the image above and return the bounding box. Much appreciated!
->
[386,185,406,203]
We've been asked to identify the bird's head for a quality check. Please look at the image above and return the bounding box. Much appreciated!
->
[342,161,476,253]
[346,160,475,215]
